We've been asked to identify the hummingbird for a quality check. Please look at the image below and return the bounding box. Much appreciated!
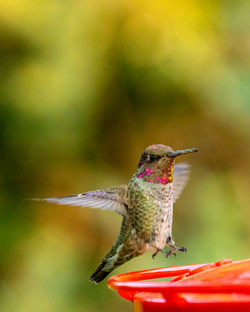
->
[38,144,198,283]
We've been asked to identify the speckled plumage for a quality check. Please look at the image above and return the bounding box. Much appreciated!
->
[38,144,198,283]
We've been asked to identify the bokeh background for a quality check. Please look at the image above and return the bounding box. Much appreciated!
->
[0,1,249,311]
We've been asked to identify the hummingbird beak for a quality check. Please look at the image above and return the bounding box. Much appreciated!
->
[170,148,199,157]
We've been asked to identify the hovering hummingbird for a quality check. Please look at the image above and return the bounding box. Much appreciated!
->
[38,144,198,283]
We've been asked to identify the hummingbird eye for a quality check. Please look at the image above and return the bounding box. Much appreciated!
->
[148,154,161,162]
[138,153,162,168]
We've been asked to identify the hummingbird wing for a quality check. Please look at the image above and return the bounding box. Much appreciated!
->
[35,185,128,217]
[173,163,190,202]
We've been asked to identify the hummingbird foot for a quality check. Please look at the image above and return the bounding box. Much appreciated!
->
[152,248,164,259]
[178,246,187,253]
[166,249,175,258]
[165,246,187,258]
[166,237,187,257]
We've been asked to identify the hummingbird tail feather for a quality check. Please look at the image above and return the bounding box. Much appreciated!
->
[89,260,112,284]
[90,218,138,284]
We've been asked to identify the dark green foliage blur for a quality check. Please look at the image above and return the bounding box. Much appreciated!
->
[0,1,249,311]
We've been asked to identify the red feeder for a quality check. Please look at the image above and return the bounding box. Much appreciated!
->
[108,259,250,311]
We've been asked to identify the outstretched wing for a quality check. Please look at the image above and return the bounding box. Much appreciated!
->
[173,163,190,202]
[34,185,128,217]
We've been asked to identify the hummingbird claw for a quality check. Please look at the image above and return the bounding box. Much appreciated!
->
[152,252,158,259]
[165,246,187,258]
[152,248,163,259]
[166,250,172,258]
[179,246,187,253]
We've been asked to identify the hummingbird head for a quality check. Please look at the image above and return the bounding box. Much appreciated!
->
[137,144,198,184]
[138,144,198,168]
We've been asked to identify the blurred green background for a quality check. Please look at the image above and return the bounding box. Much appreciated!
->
[0,1,249,311]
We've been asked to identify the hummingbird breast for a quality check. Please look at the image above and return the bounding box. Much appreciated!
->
[127,176,174,250]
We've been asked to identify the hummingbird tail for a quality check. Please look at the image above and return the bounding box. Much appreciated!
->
[89,260,112,284]
[90,218,139,284]
[90,247,139,284]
